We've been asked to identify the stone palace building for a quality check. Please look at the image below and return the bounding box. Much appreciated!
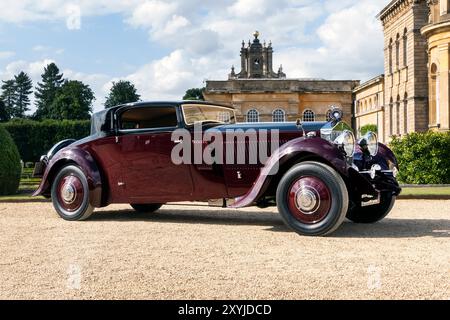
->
[205,0,450,143]
[355,0,450,142]
[203,32,359,125]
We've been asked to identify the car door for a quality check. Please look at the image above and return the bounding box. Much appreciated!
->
[117,104,194,202]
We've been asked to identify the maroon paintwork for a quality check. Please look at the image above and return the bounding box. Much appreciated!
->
[34,101,400,211]
[34,146,103,207]
[229,136,349,208]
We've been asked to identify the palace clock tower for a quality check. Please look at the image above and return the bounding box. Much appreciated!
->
[230,31,286,79]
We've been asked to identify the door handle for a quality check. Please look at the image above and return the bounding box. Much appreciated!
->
[174,139,183,144]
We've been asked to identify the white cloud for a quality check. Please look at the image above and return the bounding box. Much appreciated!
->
[0,0,391,113]
[273,0,384,80]
[32,45,65,55]
[127,1,177,29]
[32,45,49,52]
[163,15,190,35]
[0,51,15,59]
[0,0,143,30]
[0,59,54,113]
[63,68,110,111]
[0,59,108,113]
[65,4,81,30]
[0,59,54,81]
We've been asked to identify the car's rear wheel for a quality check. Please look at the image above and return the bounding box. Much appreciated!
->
[51,165,94,221]
[346,193,396,223]
[276,161,348,236]
[130,203,163,213]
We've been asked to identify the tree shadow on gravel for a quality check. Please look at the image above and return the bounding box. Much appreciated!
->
[89,206,450,239]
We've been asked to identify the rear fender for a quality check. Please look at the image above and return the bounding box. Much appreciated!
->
[32,147,103,207]
[229,137,349,208]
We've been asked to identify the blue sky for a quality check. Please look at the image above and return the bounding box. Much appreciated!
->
[0,0,390,113]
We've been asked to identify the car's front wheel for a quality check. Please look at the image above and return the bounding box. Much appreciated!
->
[346,193,396,223]
[130,203,163,213]
[51,165,94,221]
[276,161,349,236]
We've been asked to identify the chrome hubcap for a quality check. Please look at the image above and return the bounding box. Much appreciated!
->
[295,188,319,214]
[61,183,76,204]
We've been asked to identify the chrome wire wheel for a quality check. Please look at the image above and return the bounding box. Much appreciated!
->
[51,165,94,221]
[276,161,348,236]
[287,175,332,225]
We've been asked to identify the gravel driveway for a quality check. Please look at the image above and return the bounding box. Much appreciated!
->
[0,200,448,300]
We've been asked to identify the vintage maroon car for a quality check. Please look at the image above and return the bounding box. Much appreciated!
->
[33,101,401,236]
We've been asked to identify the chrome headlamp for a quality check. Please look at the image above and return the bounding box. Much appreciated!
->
[334,130,355,157]
[360,131,378,156]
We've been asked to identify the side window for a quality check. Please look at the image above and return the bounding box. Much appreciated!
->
[120,106,178,130]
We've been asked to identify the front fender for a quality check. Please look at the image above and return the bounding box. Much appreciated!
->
[230,137,349,208]
[33,146,103,207]
[377,143,399,170]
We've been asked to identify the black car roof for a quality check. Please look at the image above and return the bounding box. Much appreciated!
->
[97,100,234,116]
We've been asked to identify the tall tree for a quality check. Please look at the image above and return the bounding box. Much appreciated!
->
[0,80,16,118]
[34,63,64,119]
[13,72,33,118]
[50,80,95,120]
[104,80,140,108]
[183,87,205,101]
[0,99,9,122]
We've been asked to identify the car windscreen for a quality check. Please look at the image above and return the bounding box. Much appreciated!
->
[119,106,178,130]
[181,104,236,126]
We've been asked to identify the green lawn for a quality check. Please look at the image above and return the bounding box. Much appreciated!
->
[0,168,46,202]
[400,187,450,197]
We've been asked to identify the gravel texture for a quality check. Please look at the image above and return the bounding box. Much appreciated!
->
[0,200,449,300]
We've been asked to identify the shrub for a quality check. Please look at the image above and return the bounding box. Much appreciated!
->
[1,119,90,162]
[360,124,378,136]
[0,126,21,195]
[390,131,450,184]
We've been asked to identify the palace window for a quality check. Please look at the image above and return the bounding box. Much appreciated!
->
[430,63,438,125]
[396,95,401,135]
[440,0,449,15]
[246,109,259,122]
[403,92,408,134]
[389,97,393,136]
[395,33,400,70]
[389,38,393,74]
[272,109,285,122]
[302,109,315,122]
[403,29,408,67]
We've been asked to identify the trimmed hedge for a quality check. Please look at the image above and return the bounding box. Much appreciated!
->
[1,119,90,162]
[390,131,450,184]
[360,124,378,136]
[0,126,21,195]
